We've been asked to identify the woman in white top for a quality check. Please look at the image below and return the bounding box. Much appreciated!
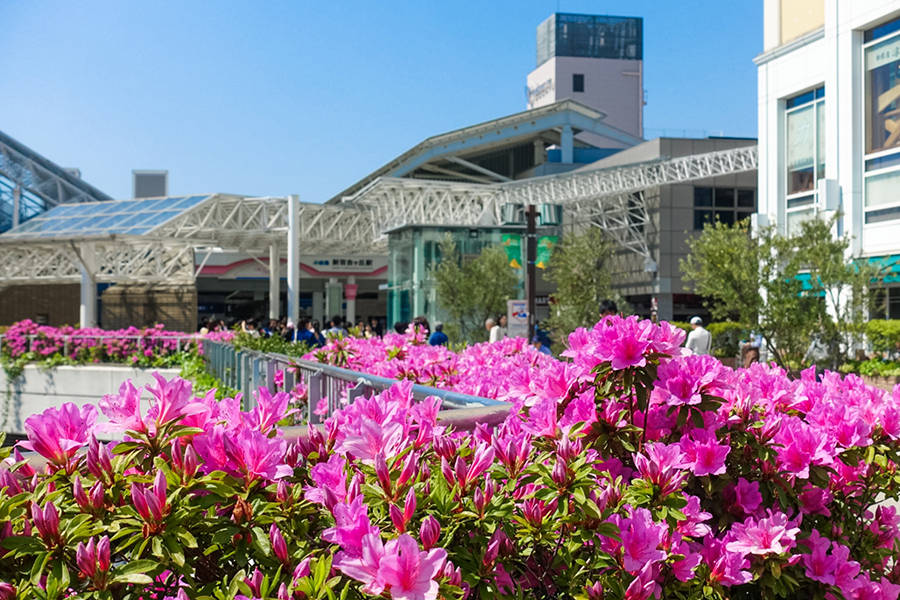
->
[489,314,509,342]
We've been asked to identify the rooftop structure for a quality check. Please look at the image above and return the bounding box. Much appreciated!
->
[536,13,643,66]
[0,131,112,233]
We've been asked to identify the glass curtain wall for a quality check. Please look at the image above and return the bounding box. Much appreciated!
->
[784,86,825,235]
[865,16,900,224]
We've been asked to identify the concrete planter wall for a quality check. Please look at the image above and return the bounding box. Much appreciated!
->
[0,365,180,436]
[862,375,900,392]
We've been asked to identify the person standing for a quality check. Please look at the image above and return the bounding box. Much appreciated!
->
[686,316,712,356]
[484,318,495,340]
[489,314,508,343]
[428,322,449,346]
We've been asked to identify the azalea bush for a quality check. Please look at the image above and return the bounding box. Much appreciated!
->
[1,316,900,599]
[0,320,235,373]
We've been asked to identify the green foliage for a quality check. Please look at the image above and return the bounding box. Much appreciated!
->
[178,352,238,400]
[866,319,900,355]
[232,333,311,358]
[543,227,616,340]
[667,321,691,334]
[431,234,519,343]
[681,214,882,371]
[706,321,749,359]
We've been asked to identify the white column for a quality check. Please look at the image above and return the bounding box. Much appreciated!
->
[269,242,279,320]
[326,277,341,318]
[286,195,300,325]
[413,234,425,316]
[312,290,324,325]
[345,276,356,326]
[79,242,97,328]
[561,124,574,164]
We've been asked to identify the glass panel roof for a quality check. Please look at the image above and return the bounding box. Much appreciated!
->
[0,195,210,239]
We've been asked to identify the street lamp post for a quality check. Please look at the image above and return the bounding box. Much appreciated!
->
[525,204,537,339]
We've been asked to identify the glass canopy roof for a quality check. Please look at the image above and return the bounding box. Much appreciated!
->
[0,195,210,239]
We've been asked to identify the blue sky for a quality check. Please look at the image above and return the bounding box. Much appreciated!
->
[1,1,762,203]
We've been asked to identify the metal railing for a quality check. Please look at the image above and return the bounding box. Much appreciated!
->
[201,340,507,423]
[0,333,202,356]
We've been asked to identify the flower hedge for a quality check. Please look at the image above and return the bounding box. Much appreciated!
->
[1,320,234,369]
[0,316,899,600]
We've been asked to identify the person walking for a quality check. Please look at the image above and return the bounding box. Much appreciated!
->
[428,322,449,346]
[489,314,508,343]
[686,316,712,356]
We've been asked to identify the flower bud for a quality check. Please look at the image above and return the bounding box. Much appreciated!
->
[13,448,35,478]
[473,487,486,516]
[321,485,339,513]
[0,583,15,600]
[442,562,462,587]
[347,473,362,501]
[278,583,290,600]
[76,538,96,579]
[551,459,568,487]
[270,523,289,565]
[73,475,90,512]
[375,453,392,497]
[97,536,111,572]
[276,480,291,504]
[390,504,406,533]
[403,487,416,524]
[293,558,312,585]
[420,515,440,550]
[398,452,417,488]
[183,444,199,480]
[586,581,603,600]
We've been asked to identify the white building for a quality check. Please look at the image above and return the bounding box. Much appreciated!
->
[757,0,900,317]
[526,13,644,149]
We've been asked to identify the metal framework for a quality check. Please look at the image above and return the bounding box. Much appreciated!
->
[350,145,759,259]
[0,237,195,285]
[0,131,111,210]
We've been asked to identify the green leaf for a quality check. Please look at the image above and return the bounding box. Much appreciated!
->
[251,526,271,556]
[177,529,199,548]
[113,573,154,584]
[116,559,158,575]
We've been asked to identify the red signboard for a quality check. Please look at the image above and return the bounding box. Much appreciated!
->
[344,284,358,300]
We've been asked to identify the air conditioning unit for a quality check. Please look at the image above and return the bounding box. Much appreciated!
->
[132,170,168,198]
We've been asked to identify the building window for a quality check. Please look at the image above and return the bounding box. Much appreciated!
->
[694,187,756,230]
[785,86,824,233]
[865,16,900,224]
[573,74,584,93]
[871,287,900,319]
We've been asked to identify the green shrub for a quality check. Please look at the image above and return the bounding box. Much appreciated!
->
[232,332,311,358]
[857,358,900,377]
[866,319,900,354]
[668,321,691,334]
[707,321,749,359]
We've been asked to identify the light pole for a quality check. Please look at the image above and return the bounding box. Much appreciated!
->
[525,205,537,338]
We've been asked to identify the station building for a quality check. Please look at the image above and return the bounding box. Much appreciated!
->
[756,0,900,317]
[0,12,760,331]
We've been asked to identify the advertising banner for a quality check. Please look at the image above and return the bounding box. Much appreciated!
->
[502,234,523,269]
[536,236,557,269]
[507,299,529,339]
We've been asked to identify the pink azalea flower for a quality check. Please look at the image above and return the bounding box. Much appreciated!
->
[802,530,837,586]
[304,454,347,506]
[144,373,207,428]
[21,403,97,469]
[725,510,800,556]
[379,534,447,600]
[333,532,388,595]
[679,429,730,477]
[634,443,688,497]
[725,478,762,515]
[322,496,379,556]
[613,507,667,573]
[223,427,293,483]
[97,380,146,433]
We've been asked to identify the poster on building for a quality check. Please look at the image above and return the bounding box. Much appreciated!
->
[502,234,523,268]
[507,299,529,339]
[536,236,557,269]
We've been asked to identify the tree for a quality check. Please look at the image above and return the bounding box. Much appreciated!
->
[680,215,881,371]
[543,227,615,340]
[431,234,519,343]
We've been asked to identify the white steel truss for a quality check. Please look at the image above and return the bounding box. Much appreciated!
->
[0,238,195,285]
[349,145,759,258]
[154,194,380,254]
[0,146,757,285]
